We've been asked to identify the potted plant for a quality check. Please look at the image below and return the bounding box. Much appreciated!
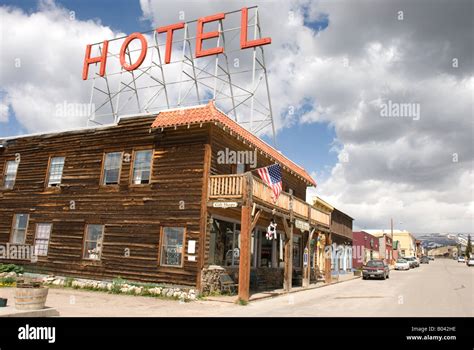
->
[14,280,49,310]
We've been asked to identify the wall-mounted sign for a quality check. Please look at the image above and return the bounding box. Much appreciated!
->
[295,219,310,232]
[212,201,238,209]
[187,240,196,254]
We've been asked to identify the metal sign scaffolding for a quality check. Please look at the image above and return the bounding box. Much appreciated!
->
[84,6,276,144]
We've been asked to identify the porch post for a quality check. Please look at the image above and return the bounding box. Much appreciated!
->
[283,218,293,292]
[325,232,332,283]
[303,228,314,288]
[238,173,252,302]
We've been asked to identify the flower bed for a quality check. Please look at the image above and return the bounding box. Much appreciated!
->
[41,276,198,301]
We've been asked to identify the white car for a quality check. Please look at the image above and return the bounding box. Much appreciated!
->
[457,256,466,263]
[467,257,474,267]
[395,259,410,270]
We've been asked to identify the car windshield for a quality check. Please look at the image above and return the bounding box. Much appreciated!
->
[366,261,384,267]
[397,259,407,263]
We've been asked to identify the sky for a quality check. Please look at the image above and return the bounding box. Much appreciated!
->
[0,0,472,233]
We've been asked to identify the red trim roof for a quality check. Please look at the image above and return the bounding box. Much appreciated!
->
[151,101,316,186]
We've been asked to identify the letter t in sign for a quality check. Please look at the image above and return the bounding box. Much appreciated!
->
[156,22,185,64]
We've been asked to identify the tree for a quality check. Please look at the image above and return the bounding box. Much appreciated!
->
[466,234,472,259]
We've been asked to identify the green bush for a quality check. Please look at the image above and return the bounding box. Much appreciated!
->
[0,264,24,274]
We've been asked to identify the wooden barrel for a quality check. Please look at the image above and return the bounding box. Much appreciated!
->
[14,287,49,310]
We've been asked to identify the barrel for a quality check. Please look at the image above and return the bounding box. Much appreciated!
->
[14,287,49,310]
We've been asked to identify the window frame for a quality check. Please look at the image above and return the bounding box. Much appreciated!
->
[129,148,154,186]
[45,156,66,188]
[82,224,105,261]
[9,213,30,244]
[2,159,20,190]
[100,151,123,186]
[34,223,53,257]
[159,226,186,268]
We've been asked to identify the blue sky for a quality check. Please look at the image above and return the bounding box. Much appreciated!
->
[0,0,338,182]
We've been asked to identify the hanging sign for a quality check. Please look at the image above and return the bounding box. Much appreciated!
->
[295,219,310,232]
[212,201,238,208]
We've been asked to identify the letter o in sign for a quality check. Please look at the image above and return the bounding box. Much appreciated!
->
[119,32,148,71]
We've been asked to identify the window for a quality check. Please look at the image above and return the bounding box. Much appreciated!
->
[102,152,122,185]
[11,214,29,244]
[160,227,185,267]
[132,150,152,185]
[47,157,65,187]
[83,225,104,260]
[34,223,52,256]
[3,160,19,189]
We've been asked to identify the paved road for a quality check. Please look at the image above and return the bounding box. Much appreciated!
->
[214,258,474,317]
[0,258,471,317]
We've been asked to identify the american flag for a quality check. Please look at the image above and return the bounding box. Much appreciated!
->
[257,164,283,202]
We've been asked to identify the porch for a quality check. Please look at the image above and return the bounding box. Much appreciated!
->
[206,173,332,301]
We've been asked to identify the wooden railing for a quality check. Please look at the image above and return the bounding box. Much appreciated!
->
[208,174,330,227]
[209,174,244,198]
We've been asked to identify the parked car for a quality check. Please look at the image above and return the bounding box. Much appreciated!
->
[420,256,430,264]
[395,259,410,270]
[362,260,390,280]
[404,256,419,268]
[457,256,466,263]
[428,256,434,261]
[466,257,474,267]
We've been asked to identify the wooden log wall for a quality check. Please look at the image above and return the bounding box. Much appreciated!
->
[0,117,209,286]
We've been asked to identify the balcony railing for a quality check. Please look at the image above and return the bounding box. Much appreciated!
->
[208,174,330,227]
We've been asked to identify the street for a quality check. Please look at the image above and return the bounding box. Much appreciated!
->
[225,258,473,317]
[0,258,471,317]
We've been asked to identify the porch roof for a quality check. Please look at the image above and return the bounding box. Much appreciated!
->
[151,101,316,187]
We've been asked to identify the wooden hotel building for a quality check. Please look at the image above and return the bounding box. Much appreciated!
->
[0,101,333,301]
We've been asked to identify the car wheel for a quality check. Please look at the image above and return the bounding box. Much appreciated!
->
[382,274,386,280]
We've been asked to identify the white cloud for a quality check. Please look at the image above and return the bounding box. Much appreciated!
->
[0,0,472,233]
[0,1,122,132]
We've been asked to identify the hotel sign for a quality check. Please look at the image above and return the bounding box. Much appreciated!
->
[82,7,271,80]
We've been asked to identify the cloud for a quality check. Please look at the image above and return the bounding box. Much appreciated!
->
[0,0,472,233]
[0,0,122,133]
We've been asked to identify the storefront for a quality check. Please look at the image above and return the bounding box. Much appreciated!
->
[207,216,310,290]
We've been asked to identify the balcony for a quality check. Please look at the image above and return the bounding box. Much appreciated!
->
[208,174,330,227]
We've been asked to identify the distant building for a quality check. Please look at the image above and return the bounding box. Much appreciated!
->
[352,231,380,269]
[329,208,354,274]
[365,230,394,265]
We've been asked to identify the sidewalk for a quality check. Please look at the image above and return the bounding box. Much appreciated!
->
[205,273,360,303]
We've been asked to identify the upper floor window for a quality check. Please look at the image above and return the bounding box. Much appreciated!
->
[34,223,52,256]
[160,227,185,267]
[132,150,153,185]
[3,160,19,189]
[83,224,104,260]
[102,152,122,185]
[47,157,65,187]
[11,214,29,244]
